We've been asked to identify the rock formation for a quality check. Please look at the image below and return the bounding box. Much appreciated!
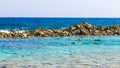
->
[0,22,120,38]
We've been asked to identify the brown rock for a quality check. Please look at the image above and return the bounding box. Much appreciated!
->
[0,22,120,38]
[70,26,76,30]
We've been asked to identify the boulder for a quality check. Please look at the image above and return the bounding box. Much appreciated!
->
[0,22,120,38]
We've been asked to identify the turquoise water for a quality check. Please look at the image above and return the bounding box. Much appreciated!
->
[0,36,120,67]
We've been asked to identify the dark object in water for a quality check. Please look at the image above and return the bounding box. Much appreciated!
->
[92,42,99,44]
[94,39,101,41]
[78,38,81,41]
[71,42,76,45]
[1,66,6,68]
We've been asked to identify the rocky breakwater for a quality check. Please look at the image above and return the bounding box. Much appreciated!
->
[0,22,120,38]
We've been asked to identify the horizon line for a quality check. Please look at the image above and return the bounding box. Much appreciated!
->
[0,16,120,18]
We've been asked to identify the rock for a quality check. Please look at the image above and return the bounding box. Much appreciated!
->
[92,42,99,44]
[76,24,81,28]
[93,30,101,36]
[83,22,93,29]
[94,39,101,41]
[71,42,76,45]
[70,26,76,30]
[0,22,120,38]
[34,32,41,37]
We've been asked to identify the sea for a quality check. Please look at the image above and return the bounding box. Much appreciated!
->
[0,18,120,68]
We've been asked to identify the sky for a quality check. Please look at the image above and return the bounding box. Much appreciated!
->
[0,0,120,17]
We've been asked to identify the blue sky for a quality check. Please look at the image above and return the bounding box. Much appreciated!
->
[0,0,120,17]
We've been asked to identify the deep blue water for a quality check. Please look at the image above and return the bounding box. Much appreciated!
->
[0,18,120,31]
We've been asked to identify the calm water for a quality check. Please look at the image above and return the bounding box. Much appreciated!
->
[0,36,120,68]
[0,18,120,31]
[0,18,120,68]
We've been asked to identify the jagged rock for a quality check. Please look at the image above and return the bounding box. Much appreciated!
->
[70,26,76,30]
[0,22,120,38]
[82,22,93,29]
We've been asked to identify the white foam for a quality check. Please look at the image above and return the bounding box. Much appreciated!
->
[0,30,26,33]
[15,30,25,33]
[0,30,11,33]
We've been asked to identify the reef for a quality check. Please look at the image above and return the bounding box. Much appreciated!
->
[0,22,120,38]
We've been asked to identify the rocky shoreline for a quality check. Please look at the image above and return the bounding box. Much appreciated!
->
[0,22,120,38]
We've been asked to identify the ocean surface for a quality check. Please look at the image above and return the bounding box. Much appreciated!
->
[0,18,120,68]
[0,18,120,31]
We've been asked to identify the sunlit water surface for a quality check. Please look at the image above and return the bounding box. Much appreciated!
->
[0,36,120,68]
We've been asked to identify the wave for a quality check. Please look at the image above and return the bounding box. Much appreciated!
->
[0,30,11,33]
[15,30,25,33]
[0,30,26,33]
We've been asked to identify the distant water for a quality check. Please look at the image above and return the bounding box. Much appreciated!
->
[0,18,120,31]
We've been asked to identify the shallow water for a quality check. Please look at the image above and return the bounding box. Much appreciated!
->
[0,36,120,68]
